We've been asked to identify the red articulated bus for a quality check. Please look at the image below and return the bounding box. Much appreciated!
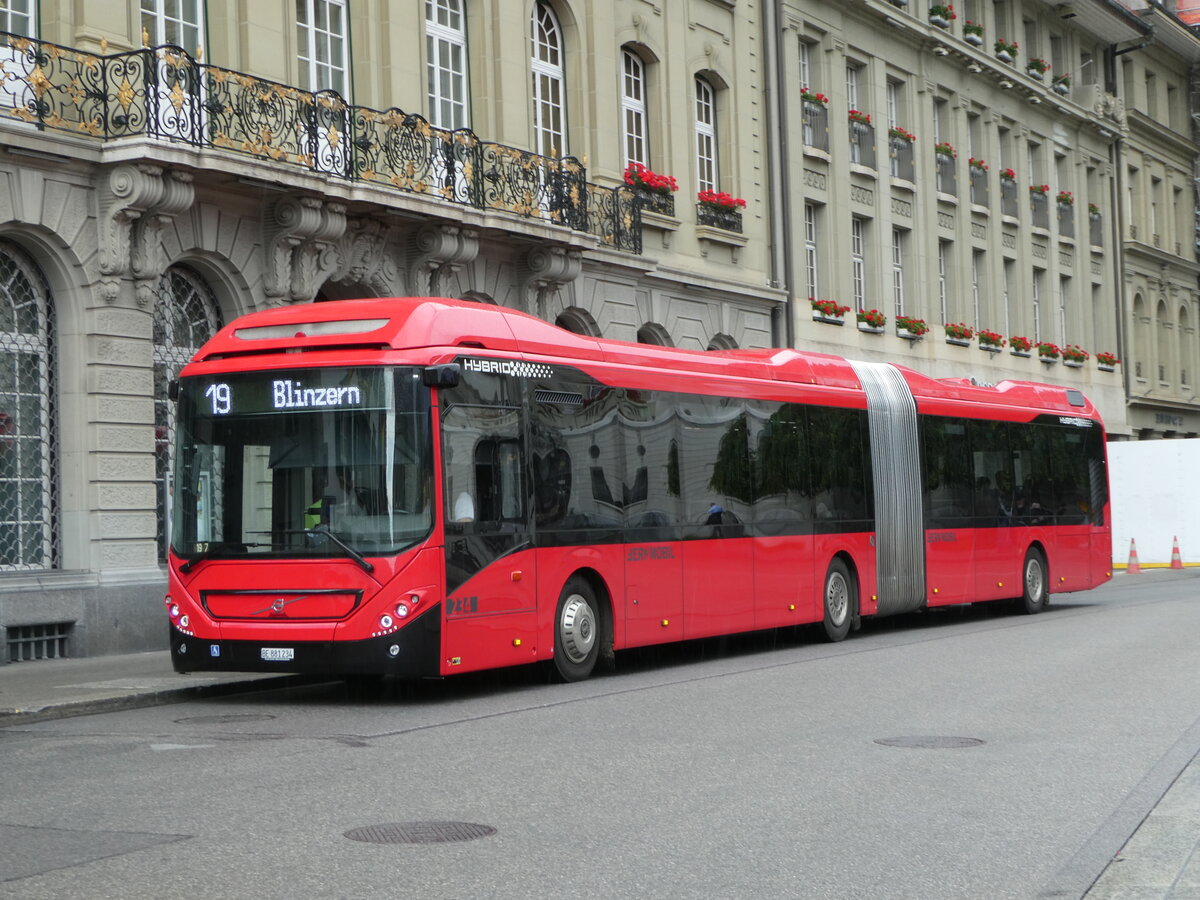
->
[165,297,1111,682]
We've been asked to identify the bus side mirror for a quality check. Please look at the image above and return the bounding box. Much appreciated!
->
[168,379,179,401]
[422,364,461,388]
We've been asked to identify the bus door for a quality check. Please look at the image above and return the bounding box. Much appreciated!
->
[922,417,975,604]
[440,394,537,675]
[969,422,1023,602]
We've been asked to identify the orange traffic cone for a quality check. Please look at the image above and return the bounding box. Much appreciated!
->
[1171,537,1183,570]
[1127,539,1141,574]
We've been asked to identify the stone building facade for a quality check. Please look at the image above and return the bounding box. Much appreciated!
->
[0,0,1196,659]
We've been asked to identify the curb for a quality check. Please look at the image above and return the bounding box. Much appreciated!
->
[0,674,320,728]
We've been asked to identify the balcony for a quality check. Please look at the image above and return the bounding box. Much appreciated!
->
[0,32,641,253]
[1089,211,1104,247]
[935,153,956,197]
[1000,179,1019,219]
[802,102,829,153]
[889,134,914,183]
[848,120,876,170]
[969,166,988,207]
[1030,191,1050,230]
[1057,201,1075,239]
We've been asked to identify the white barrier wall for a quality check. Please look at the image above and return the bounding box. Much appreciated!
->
[1109,439,1200,566]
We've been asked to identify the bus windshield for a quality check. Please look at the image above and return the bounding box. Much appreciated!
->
[170,366,433,561]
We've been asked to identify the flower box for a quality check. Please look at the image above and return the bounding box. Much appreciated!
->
[944,322,975,343]
[946,337,972,347]
[928,4,956,28]
[1011,349,1031,358]
[858,324,885,334]
[895,316,929,339]
[811,299,849,325]
[1098,363,1116,373]
[1063,360,1083,368]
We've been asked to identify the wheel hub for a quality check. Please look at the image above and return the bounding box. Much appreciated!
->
[827,574,849,626]
[559,594,596,664]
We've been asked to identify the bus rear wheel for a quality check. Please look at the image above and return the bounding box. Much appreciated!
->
[1018,548,1048,614]
[822,558,854,642]
[553,577,600,682]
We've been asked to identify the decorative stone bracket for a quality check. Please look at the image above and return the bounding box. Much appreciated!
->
[97,163,194,306]
[405,224,479,297]
[262,196,347,302]
[519,244,582,320]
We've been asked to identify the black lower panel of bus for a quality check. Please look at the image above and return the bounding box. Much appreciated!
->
[169,604,441,678]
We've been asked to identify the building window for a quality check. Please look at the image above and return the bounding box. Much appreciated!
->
[938,240,950,323]
[297,0,348,95]
[0,240,57,571]
[799,39,811,90]
[694,76,718,193]
[845,63,860,111]
[1058,275,1070,346]
[892,229,906,318]
[851,217,866,311]
[972,249,984,326]
[804,203,820,299]
[153,266,223,560]
[1032,268,1044,341]
[622,49,647,167]
[141,0,203,50]
[531,2,566,158]
[0,0,35,36]
[1003,259,1014,336]
[426,0,469,130]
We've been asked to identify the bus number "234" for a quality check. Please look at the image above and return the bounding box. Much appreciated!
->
[446,596,479,617]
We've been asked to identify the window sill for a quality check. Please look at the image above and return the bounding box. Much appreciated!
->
[850,164,877,179]
[803,146,831,162]
[890,177,916,193]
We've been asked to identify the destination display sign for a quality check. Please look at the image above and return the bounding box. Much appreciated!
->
[183,367,388,417]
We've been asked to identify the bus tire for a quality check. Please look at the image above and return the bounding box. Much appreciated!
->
[822,558,854,642]
[1019,548,1048,614]
[553,576,600,682]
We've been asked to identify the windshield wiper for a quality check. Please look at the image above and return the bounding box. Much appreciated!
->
[179,541,269,574]
[257,529,376,574]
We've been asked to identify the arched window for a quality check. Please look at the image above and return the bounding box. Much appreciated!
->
[707,333,738,351]
[0,240,57,571]
[637,322,673,347]
[694,76,718,192]
[426,0,470,130]
[1157,298,1173,386]
[1133,293,1149,381]
[622,49,647,167]
[555,307,601,337]
[153,266,222,559]
[531,2,566,157]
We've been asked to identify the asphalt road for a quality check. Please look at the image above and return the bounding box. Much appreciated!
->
[3,571,1200,899]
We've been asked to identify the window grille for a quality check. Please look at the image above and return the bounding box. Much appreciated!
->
[7,622,72,662]
[153,267,223,560]
[0,241,58,572]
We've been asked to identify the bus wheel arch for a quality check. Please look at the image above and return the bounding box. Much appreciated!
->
[821,554,858,642]
[551,569,613,681]
[1018,544,1049,614]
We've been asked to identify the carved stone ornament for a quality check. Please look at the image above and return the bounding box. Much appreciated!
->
[520,244,582,319]
[262,197,348,302]
[97,163,194,305]
[405,224,480,297]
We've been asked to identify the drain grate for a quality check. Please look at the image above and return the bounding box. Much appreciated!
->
[344,822,496,844]
[875,736,986,749]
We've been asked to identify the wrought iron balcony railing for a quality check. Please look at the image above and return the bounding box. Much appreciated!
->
[0,32,641,253]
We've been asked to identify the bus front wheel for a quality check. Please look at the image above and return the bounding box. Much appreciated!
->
[822,558,854,642]
[553,576,600,682]
[1019,549,1048,615]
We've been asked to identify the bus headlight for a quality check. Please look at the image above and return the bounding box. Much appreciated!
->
[379,614,394,629]
[394,603,410,619]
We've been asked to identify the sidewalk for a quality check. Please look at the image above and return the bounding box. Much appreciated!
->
[0,651,311,727]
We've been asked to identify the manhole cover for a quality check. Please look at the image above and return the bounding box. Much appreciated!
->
[874,736,985,749]
[344,822,496,844]
[173,714,277,725]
